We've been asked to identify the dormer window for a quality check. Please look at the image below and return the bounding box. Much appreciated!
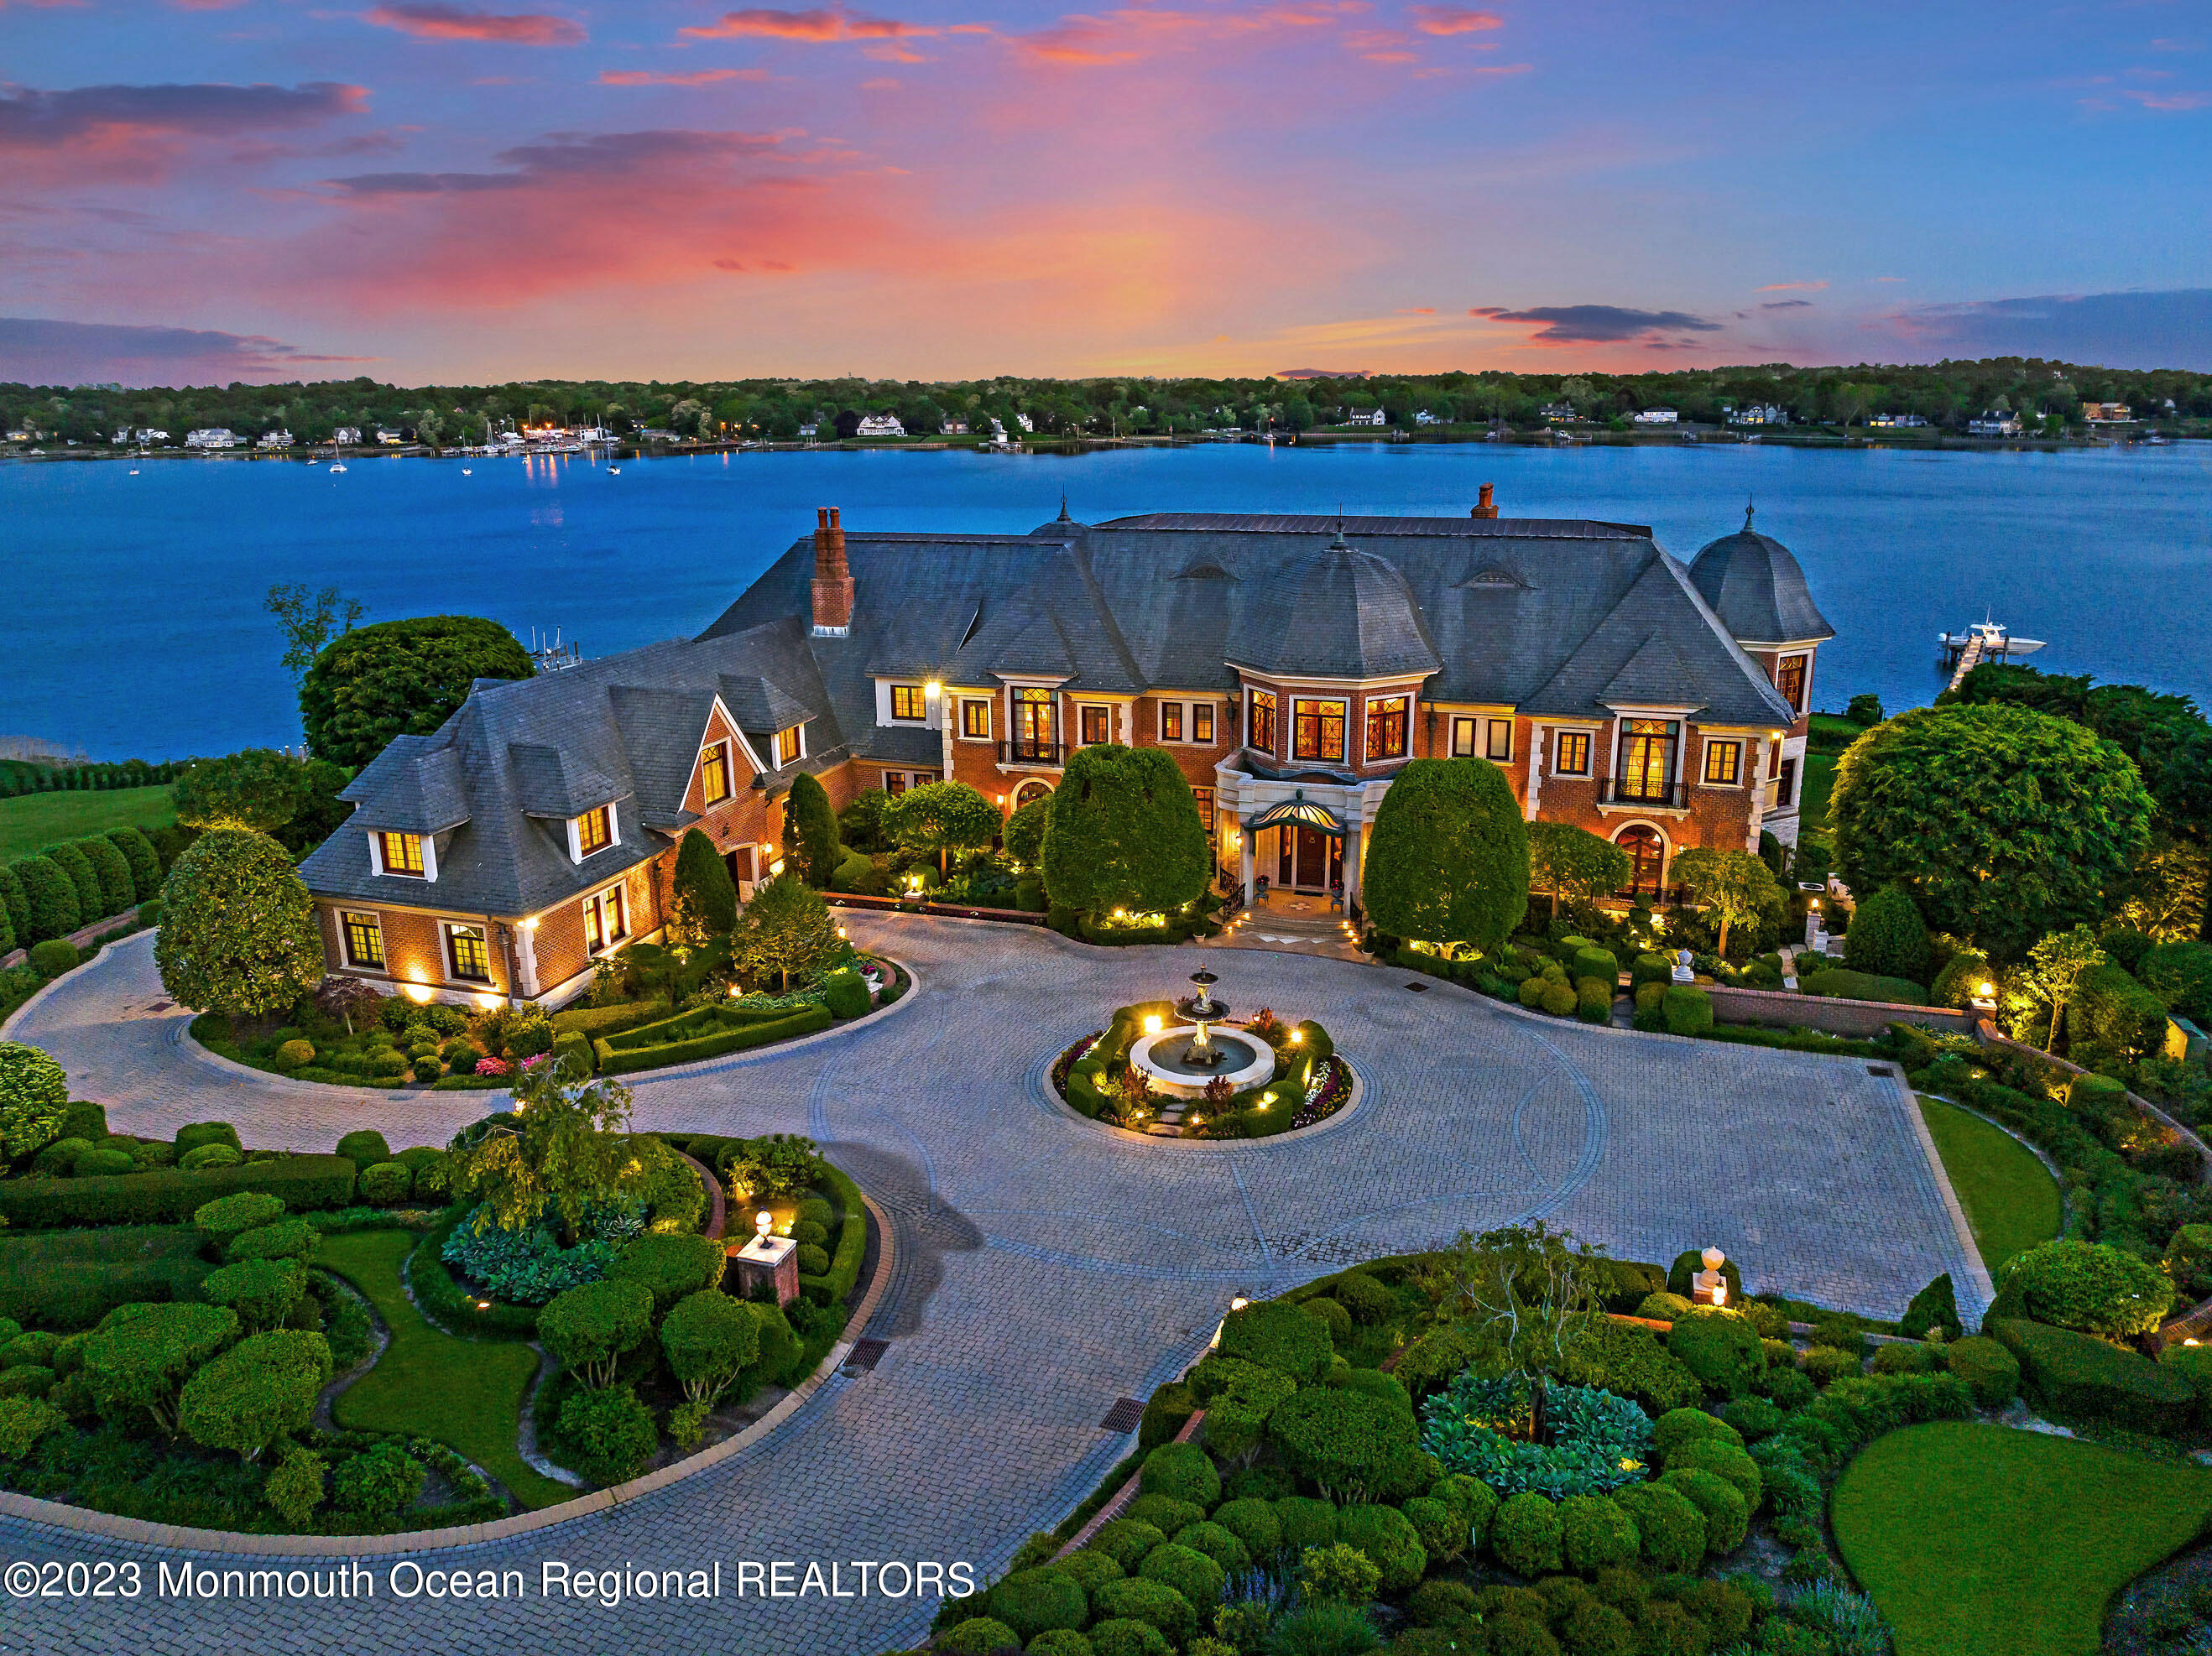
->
[574,805,613,859]
[775,723,806,767]
[700,742,732,807]
[374,831,426,878]
[891,684,926,721]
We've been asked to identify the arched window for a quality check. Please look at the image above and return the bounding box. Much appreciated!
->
[1615,824,1666,898]
[1011,779,1053,810]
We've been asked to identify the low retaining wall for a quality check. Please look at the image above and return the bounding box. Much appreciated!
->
[1708,983,1975,1037]
[1979,1021,2212,1187]
[826,893,1048,926]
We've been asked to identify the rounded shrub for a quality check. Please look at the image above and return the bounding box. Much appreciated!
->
[1665,1438,1761,1508]
[1124,1494,1203,1536]
[1801,1346,1861,1388]
[1211,1497,1281,1558]
[1490,1492,1563,1577]
[612,1233,729,1315]
[795,1242,830,1276]
[200,1257,308,1331]
[1946,1336,2021,1407]
[1275,1496,1338,1553]
[1558,1494,1640,1575]
[332,1441,425,1518]
[2004,1238,2173,1338]
[936,1617,1020,1656]
[1027,1631,1095,1656]
[1171,1519,1250,1575]
[1336,1502,1426,1594]
[989,1567,1089,1642]
[1539,981,1578,1017]
[1518,977,1547,1008]
[1658,1467,1748,1555]
[1634,1292,1691,1322]
[1268,1387,1429,1503]
[1661,986,1714,1036]
[1613,1483,1705,1572]
[1399,1495,1460,1565]
[180,1143,243,1172]
[28,940,79,980]
[1140,1440,1221,1510]
[1300,1297,1354,1342]
[790,1219,830,1247]
[1090,1577,1197,1647]
[1407,1579,1479,1627]
[1332,1273,1393,1325]
[1219,1300,1333,1383]
[369,1050,410,1079]
[271,1039,316,1072]
[1432,1472,1498,1549]
[556,1383,658,1484]
[33,1137,92,1176]
[1089,1519,1166,1573]
[72,1144,136,1177]
[356,1161,414,1205]
[1136,1542,1225,1612]
[335,1129,391,1165]
[1763,1367,1818,1410]
[410,1057,442,1083]
[1869,1342,1940,1377]
[1056,1550,1123,1593]
[1651,1408,1741,1460]
[1086,1619,1172,1656]
[1717,1396,1783,1440]
[1667,1309,1766,1396]
[1574,977,1613,1022]
[1,1331,60,1371]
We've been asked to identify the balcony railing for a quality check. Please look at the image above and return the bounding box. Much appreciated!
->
[1600,778,1688,809]
[999,739,1066,768]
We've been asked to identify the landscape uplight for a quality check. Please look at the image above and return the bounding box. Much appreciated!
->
[1143,1014,1162,1034]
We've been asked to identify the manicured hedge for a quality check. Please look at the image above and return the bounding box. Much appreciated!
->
[593,1005,833,1075]
[547,998,672,1039]
[1986,1317,2195,1434]
[798,1160,869,1307]
[1798,969,1929,1006]
[0,1155,357,1229]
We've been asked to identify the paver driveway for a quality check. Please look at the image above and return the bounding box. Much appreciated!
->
[0,917,1976,1655]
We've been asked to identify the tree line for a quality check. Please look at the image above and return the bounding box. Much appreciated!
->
[8,357,2210,449]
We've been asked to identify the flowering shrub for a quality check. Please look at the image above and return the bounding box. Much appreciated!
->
[474,1056,513,1078]
[1420,1370,1654,1498]
[1291,1057,1353,1129]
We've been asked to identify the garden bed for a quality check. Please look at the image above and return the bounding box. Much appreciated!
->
[1050,1002,1349,1138]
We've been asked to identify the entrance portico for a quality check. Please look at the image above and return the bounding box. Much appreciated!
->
[1218,770,1380,911]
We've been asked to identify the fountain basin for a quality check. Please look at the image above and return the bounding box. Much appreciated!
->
[1127,1028,1274,1099]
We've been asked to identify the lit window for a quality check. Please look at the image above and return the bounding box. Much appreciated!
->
[1616,720,1678,802]
[1161,701,1183,742]
[1487,719,1513,763]
[446,924,492,984]
[891,684,926,721]
[700,742,731,806]
[1194,786,1215,831]
[775,724,805,767]
[962,699,992,739]
[1080,706,1110,746]
[1776,655,1806,712]
[885,770,910,796]
[576,805,612,857]
[1556,732,1591,775]
[342,911,384,969]
[379,831,425,877]
[1192,703,1215,743]
[1249,690,1277,753]
[1365,695,1409,762]
[1451,716,1478,758]
[1293,700,1346,763]
[583,884,628,954]
[1704,740,1743,785]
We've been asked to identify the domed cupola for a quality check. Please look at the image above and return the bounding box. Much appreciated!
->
[1232,528,1440,680]
[1688,503,1835,647]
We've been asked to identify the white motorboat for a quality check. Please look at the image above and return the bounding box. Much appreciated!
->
[1938,617,2045,671]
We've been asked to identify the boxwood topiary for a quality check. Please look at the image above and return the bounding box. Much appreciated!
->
[1489,1491,1563,1577]
[2002,1239,2173,1339]
[1209,1497,1281,1560]
[1140,1440,1221,1510]
[539,1278,656,1388]
[1336,1502,1426,1594]
[181,1143,243,1172]
[1331,1272,1393,1325]
[1171,1519,1250,1575]
[1634,1292,1691,1323]
[199,1258,307,1331]
[1659,1466,1747,1555]
[1667,1310,1765,1397]
[1086,1619,1171,1656]
[1090,1519,1166,1573]
[1665,1438,1761,1509]
[1661,986,1714,1035]
[355,1161,413,1205]
[936,1617,1021,1656]
[989,1567,1089,1642]
[611,1233,728,1315]
[1717,1396,1783,1440]
[1652,1408,1740,1459]
[1136,1542,1224,1612]
[1558,1494,1640,1575]
[1090,1576,1197,1647]
[1274,1496,1338,1553]
[1270,1387,1432,1502]
[1540,981,1578,1017]
[1432,1472,1498,1549]
[1399,1495,1462,1565]
[1056,1550,1123,1593]
[1123,1494,1203,1536]
[72,1144,136,1177]
[1613,1482,1706,1572]
[1219,1300,1333,1383]
[335,1129,390,1166]
[1300,1297,1354,1342]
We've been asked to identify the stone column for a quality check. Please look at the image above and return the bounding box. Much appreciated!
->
[1241,827,1255,906]
[1343,817,1364,909]
[512,921,541,999]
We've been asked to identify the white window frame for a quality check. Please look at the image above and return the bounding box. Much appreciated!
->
[443,921,493,986]
[1291,696,1349,764]
[340,909,386,970]
[1158,699,1185,743]
[368,830,436,883]
[568,804,619,863]
[958,697,994,742]
[1775,653,1809,714]
[1191,700,1216,745]
[1700,737,1745,789]
[1449,715,1479,758]
[582,883,629,956]
[1551,727,1597,778]
[886,682,929,724]
[775,722,807,768]
[1076,703,1114,748]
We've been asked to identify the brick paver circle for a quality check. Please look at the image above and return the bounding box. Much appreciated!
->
[0,917,1978,1654]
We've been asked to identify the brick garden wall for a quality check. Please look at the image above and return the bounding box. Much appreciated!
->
[1707,984,1975,1036]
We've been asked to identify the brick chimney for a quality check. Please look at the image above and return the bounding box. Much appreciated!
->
[1472,483,1498,519]
[811,507,853,636]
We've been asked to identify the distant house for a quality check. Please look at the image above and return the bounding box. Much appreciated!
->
[331,426,362,446]
[853,414,906,438]
[112,430,132,445]
[1729,405,1787,426]
[797,423,819,439]
[1342,409,1386,427]
[136,428,170,444]
[1631,409,1679,425]
[2081,402,2133,424]
[184,429,240,450]
[1015,414,1035,433]
[5,431,30,444]
[375,428,404,445]
[1538,403,1576,424]
[1968,412,2023,437]
[1413,410,1441,426]
[940,419,969,435]
[258,430,295,450]
[1868,413,1927,429]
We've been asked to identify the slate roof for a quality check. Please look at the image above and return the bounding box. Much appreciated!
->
[1688,515,1836,645]
[301,616,846,918]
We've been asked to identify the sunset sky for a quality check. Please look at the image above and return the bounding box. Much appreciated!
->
[3,1,2207,385]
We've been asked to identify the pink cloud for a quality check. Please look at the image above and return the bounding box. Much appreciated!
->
[678,6,934,41]
[364,5,586,44]
[1009,1,1373,67]
[0,81,370,182]
[1755,279,1827,292]
[2122,86,2209,109]
[1406,4,1500,35]
[598,67,768,84]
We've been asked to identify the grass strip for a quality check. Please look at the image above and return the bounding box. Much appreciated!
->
[1917,1095,2062,1273]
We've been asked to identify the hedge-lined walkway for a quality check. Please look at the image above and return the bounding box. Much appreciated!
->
[0,919,1980,1656]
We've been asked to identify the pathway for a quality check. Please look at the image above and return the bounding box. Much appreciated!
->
[0,919,1979,1655]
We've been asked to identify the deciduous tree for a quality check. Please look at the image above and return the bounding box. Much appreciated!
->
[300,615,533,768]
[880,780,999,876]
[1361,758,1528,953]
[2021,926,2105,1051]
[1040,744,1209,919]
[448,1062,636,1243]
[733,872,836,992]
[1527,820,1631,919]
[154,830,325,1020]
[173,748,310,834]
[1672,847,1784,960]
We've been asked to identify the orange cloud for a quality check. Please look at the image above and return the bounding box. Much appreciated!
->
[679,6,934,41]
[1406,5,1500,35]
[598,67,767,84]
[1755,279,1827,292]
[364,3,585,44]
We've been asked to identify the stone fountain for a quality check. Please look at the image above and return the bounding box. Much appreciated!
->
[1126,967,1276,1100]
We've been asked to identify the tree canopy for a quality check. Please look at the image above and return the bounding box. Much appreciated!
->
[1526,820,1632,919]
[449,1063,636,1243]
[734,872,836,991]
[172,748,349,844]
[300,615,533,768]
[880,780,999,872]
[154,829,326,1019]
[1671,846,1783,959]
[1038,744,1208,918]
[1829,703,2154,961]
[1361,758,1528,952]
[668,829,737,944]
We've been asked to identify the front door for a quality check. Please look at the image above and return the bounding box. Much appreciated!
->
[1291,826,1340,891]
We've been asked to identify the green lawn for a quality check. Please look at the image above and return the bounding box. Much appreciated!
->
[316,1229,574,1510]
[1835,1422,2212,1656]
[1918,1096,2062,1273]
[0,785,175,862]
[1799,751,1837,830]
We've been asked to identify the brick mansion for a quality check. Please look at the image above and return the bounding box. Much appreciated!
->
[300,493,1833,1007]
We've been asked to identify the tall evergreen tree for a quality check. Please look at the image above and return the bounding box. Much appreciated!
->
[1039,744,1207,918]
[1361,758,1528,952]
[781,772,841,887]
[668,829,737,943]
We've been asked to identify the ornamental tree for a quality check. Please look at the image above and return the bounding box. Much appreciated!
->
[1672,847,1783,960]
[668,829,737,944]
[881,780,1000,876]
[1526,821,1631,920]
[1362,758,1528,953]
[0,1042,70,1165]
[1004,793,1052,868]
[81,1302,240,1435]
[103,828,163,903]
[538,1278,655,1388]
[733,872,837,991]
[177,1330,331,1461]
[1829,704,2153,961]
[780,771,842,887]
[1040,744,1208,919]
[154,829,326,1020]
[300,614,533,768]
[447,1060,636,1243]
[659,1289,762,1406]
[1844,884,1933,982]
[2020,926,2105,1051]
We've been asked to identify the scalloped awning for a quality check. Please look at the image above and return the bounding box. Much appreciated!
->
[1243,791,1344,838]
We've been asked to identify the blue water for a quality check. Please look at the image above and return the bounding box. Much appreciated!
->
[5,440,2209,760]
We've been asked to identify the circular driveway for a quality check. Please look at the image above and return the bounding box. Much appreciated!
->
[0,918,1977,1655]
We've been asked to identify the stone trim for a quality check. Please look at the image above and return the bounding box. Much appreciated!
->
[1705,983,1977,1037]
[1052,1407,1208,1560]
[0,1188,898,1556]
